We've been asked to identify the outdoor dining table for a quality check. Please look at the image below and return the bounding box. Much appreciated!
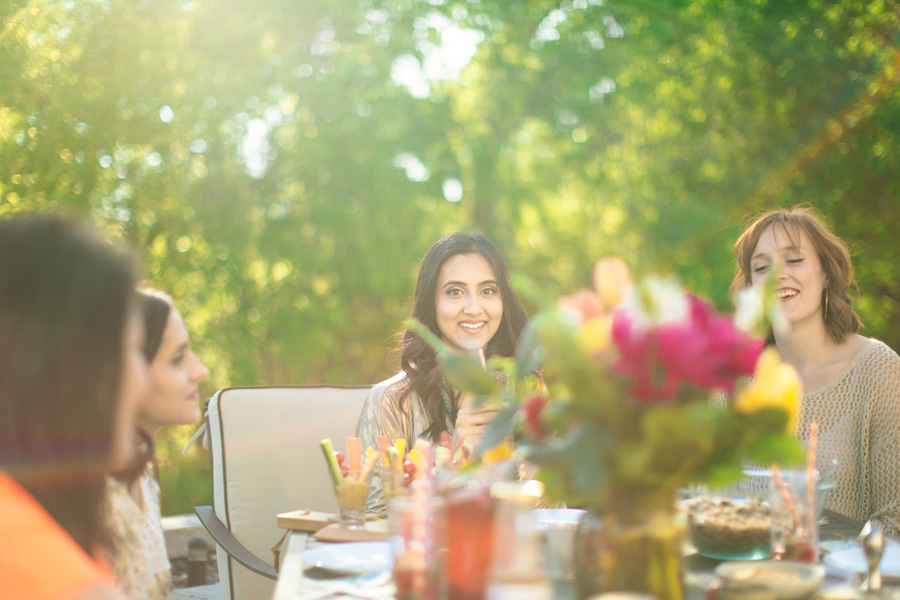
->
[271,509,873,600]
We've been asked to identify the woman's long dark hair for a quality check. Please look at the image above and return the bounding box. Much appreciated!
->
[398,233,528,441]
[140,289,174,362]
[0,212,138,555]
[112,289,173,483]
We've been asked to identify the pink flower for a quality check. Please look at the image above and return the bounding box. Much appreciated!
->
[612,295,764,403]
[521,393,548,440]
[558,289,605,323]
[610,312,664,402]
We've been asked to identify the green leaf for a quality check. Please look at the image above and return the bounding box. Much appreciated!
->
[405,318,497,394]
[486,356,515,374]
[534,467,571,506]
[440,353,499,396]
[522,425,612,505]
[746,408,790,434]
[514,318,545,377]
[615,442,654,486]
[404,319,451,359]
[745,432,806,467]
[510,272,555,309]
[702,456,746,490]
[558,424,612,496]
[477,403,519,455]
[641,403,716,458]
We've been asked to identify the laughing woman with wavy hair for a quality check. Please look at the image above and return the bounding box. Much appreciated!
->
[732,206,900,535]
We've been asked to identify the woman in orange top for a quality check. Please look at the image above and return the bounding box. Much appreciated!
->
[0,213,149,600]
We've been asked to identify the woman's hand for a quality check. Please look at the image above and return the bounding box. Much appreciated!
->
[454,405,500,448]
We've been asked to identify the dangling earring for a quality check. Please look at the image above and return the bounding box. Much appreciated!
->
[824,289,829,321]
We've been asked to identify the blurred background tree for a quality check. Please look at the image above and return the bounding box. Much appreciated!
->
[2,0,898,514]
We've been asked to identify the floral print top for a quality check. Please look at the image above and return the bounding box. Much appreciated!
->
[106,468,171,599]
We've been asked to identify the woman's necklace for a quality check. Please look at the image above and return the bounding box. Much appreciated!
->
[440,385,453,418]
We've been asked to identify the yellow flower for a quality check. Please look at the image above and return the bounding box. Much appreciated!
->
[734,348,801,432]
[482,441,513,464]
[577,315,612,359]
[592,256,633,309]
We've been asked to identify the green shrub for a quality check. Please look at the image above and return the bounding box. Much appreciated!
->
[156,425,213,517]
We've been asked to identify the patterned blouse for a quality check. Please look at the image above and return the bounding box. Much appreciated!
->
[106,469,171,599]
[355,372,454,516]
[795,337,900,536]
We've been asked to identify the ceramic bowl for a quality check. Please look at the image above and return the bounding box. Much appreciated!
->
[684,495,773,560]
[685,471,835,561]
[716,560,825,600]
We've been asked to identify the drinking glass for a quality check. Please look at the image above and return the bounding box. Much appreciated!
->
[334,470,371,528]
[769,469,819,563]
[533,508,584,582]
[391,487,439,600]
[441,481,494,600]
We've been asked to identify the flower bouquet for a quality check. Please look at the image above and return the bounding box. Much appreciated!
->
[432,257,805,600]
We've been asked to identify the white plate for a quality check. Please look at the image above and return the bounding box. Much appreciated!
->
[716,560,825,600]
[301,542,392,573]
[532,508,585,529]
[823,546,900,578]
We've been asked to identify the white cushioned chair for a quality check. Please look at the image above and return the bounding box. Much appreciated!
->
[195,385,370,600]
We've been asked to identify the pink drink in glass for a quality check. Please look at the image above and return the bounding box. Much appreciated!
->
[443,484,494,600]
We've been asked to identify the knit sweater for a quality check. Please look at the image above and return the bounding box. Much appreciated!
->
[795,337,900,536]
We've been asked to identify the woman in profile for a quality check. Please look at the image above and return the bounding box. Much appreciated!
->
[356,232,528,512]
[0,213,148,599]
[732,206,900,535]
[106,290,210,599]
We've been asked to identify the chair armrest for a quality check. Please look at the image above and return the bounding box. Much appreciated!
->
[194,505,278,580]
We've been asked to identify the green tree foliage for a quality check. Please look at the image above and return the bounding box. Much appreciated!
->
[2,0,898,512]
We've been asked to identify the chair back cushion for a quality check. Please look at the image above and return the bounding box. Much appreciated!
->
[206,385,370,600]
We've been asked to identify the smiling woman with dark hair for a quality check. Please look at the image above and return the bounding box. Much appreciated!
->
[0,212,147,600]
[356,232,528,514]
[732,206,900,535]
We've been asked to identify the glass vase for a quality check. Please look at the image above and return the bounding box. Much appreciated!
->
[573,491,684,600]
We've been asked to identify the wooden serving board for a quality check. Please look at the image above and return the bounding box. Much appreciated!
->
[276,510,337,532]
[313,519,390,543]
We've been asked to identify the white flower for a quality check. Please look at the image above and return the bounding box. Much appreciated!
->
[733,281,789,336]
[622,275,690,328]
[734,285,764,333]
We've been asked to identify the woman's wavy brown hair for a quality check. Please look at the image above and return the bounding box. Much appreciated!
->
[397,233,528,442]
[730,205,862,344]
